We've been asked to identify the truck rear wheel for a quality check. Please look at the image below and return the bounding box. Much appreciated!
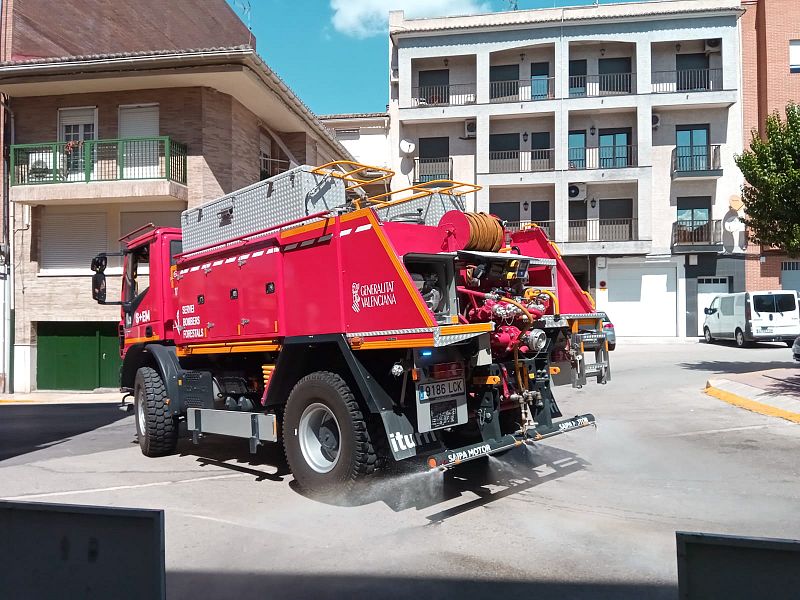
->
[283,371,380,494]
[134,366,178,457]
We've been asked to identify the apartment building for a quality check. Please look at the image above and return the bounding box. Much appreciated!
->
[0,0,351,392]
[741,0,800,293]
[388,0,745,338]
[320,113,390,168]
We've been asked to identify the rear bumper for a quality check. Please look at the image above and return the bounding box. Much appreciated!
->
[426,413,596,470]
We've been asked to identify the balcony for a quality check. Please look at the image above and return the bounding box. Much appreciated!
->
[488,149,554,174]
[568,73,633,98]
[489,78,555,103]
[568,146,638,170]
[411,84,477,107]
[672,219,722,249]
[568,218,638,242]
[504,220,554,237]
[671,145,723,179]
[652,68,723,94]
[10,137,188,205]
[413,157,453,184]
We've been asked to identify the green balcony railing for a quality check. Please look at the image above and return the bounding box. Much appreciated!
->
[10,136,187,186]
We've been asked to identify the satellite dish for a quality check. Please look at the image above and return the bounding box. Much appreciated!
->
[399,139,416,155]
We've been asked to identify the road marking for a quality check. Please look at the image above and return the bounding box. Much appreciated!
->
[705,385,800,424]
[1,473,246,501]
[661,424,775,437]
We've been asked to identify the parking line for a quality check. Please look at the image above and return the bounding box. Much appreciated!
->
[1,473,246,501]
[705,385,800,425]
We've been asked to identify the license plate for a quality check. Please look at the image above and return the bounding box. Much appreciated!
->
[759,327,773,333]
[430,398,459,429]
[417,378,465,402]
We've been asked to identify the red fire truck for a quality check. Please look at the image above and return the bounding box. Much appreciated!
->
[90,162,609,494]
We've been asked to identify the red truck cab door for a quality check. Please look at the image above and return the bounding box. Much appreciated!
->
[121,230,182,352]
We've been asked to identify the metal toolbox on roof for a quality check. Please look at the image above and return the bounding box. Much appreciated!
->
[180,166,348,253]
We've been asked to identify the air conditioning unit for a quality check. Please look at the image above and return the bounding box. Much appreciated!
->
[705,39,721,53]
[464,119,477,139]
[652,113,662,129]
[28,150,55,182]
[568,183,587,202]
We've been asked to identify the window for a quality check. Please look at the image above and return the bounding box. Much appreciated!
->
[490,64,519,100]
[530,62,550,99]
[568,130,586,169]
[676,125,710,171]
[41,209,107,272]
[720,296,734,316]
[676,53,710,90]
[418,69,450,104]
[598,128,632,168]
[417,137,450,182]
[790,40,800,73]
[569,59,587,97]
[598,57,632,94]
[753,294,797,313]
[489,202,520,223]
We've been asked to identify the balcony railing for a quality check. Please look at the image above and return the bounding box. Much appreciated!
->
[568,145,638,170]
[568,218,638,242]
[411,83,477,107]
[260,157,291,180]
[652,68,723,93]
[671,145,722,175]
[672,219,722,245]
[489,78,556,103]
[413,157,453,183]
[568,73,633,97]
[504,220,554,237]
[488,149,554,173]
[10,137,187,186]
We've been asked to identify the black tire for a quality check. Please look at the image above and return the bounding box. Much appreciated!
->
[134,366,178,457]
[608,342,616,351]
[283,371,382,494]
[786,341,794,348]
[704,327,714,344]
[735,328,748,348]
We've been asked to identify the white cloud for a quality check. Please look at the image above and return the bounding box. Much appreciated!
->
[331,0,492,38]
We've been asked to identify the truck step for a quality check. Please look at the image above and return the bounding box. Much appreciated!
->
[584,362,609,375]
[187,408,277,453]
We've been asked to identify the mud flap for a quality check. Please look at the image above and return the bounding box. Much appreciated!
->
[379,410,444,461]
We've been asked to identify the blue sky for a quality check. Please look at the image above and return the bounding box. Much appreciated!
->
[228,0,647,116]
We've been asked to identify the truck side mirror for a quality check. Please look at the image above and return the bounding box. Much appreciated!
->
[91,255,108,273]
[92,271,107,303]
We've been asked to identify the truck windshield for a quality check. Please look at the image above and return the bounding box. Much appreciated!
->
[752,294,796,313]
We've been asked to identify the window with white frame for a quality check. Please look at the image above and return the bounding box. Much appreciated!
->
[791,40,800,73]
[41,209,107,272]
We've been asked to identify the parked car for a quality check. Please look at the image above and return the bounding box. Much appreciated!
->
[703,290,800,348]
[793,336,800,362]
[580,315,616,351]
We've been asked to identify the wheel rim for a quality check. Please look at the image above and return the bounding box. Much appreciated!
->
[737,331,744,346]
[298,403,341,474]
[136,387,146,437]
[704,329,711,342]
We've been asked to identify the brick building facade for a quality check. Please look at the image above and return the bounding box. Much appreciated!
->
[0,2,351,391]
[741,0,800,292]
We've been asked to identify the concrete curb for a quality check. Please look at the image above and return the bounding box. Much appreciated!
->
[705,379,800,424]
[0,392,125,406]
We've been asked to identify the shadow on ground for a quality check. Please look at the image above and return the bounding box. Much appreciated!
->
[176,434,290,482]
[678,359,796,375]
[0,403,131,461]
[761,371,800,397]
[167,571,675,600]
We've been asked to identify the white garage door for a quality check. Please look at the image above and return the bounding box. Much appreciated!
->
[782,262,800,293]
[697,277,729,336]
[604,264,677,337]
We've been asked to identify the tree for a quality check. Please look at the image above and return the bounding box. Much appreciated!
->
[735,102,800,254]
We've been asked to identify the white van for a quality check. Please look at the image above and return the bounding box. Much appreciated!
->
[703,290,800,347]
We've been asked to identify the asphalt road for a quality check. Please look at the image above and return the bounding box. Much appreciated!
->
[1,341,799,599]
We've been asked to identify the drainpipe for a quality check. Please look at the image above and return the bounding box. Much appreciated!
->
[0,95,13,393]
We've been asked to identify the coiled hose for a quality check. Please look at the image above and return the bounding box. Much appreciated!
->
[465,213,504,252]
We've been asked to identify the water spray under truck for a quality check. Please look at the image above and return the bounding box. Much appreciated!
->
[90,161,611,494]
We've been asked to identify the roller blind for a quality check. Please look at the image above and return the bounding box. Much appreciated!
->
[41,210,107,270]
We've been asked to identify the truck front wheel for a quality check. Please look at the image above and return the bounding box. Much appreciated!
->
[134,366,178,457]
[283,371,380,494]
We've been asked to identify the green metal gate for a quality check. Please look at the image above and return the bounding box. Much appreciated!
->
[37,322,121,390]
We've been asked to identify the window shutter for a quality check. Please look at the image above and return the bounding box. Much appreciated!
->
[41,210,107,270]
[118,106,159,138]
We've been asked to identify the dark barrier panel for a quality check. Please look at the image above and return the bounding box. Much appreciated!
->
[677,531,800,600]
[0,501,165,600]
